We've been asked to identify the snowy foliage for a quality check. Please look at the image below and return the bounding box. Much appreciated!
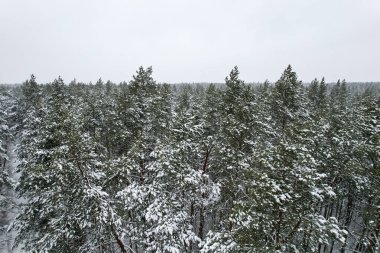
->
[0,67,379,252]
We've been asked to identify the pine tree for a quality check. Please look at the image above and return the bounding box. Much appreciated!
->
[204,66,346,252]
[0,87,15,227]
[8,67,380,253]
[271,65,304,137]
[351,91,380,252]
[14,78,126,252]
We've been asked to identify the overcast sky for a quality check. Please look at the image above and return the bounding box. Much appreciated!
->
[1,0,379,84]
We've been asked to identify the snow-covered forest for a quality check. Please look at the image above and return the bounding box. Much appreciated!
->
[1,65,380,252]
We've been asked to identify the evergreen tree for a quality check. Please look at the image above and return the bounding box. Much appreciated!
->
[0,87,15,226]
[6,67,380,253]
[14,78,126,252]
[351,91,380,252]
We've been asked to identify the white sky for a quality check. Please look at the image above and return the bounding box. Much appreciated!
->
[1,0,379,84]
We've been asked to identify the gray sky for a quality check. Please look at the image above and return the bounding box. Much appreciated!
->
[1,0,379,84]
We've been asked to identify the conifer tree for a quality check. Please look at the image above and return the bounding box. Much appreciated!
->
[7,66,380,253]
[14,78,126,252]
[0,87,15,224]
[271,65,304,137]
[204,66,346,252]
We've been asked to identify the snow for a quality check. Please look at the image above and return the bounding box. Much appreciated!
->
[0,141,24,253]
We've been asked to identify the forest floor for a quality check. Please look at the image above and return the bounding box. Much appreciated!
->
[0,141,23,253]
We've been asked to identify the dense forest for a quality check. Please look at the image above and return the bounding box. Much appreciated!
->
[1,66,380,252]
